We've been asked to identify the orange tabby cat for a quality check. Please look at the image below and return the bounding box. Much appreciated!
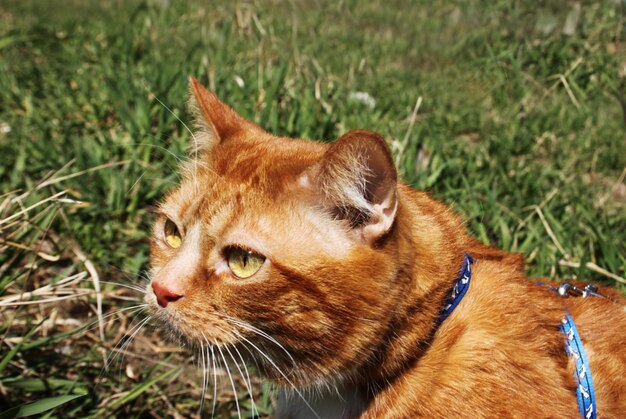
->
[146,77,626,418]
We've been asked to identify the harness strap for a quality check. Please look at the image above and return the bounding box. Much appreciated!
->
[560,313,597,419]
[535,281,599,419]
[442,262,598,419]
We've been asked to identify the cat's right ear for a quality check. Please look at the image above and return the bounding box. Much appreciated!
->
[188,76,260,153]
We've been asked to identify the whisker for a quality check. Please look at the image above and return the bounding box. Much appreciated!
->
[81,304,148,335]
[128,142,190,165]
[99,281,147,294]
[104,314,151,374]
[139,271,152,283]
[96,260,148,282]
[236,338,262,376]
[144,85,201,194]
[88,305,149,389]
[210,344,219,418]
[215,340,241,419]
[213,324,259,418]
[124,143,188,195]
[225,344,255,419]
[229,342,258,418]
[128,170,147,195]
[231,329,320,419]
[113,315,152,377]
[199,334,208,416]
[222,314,296,367]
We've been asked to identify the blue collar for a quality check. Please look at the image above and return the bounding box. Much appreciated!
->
[441,257,597,419]
[437,253,474,325]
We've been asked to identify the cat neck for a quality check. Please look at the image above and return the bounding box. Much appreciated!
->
[359,184,469,384]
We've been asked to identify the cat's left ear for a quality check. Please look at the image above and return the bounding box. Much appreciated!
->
[309,129,398,245]
[188,76,261,153]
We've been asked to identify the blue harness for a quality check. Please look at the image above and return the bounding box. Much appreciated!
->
[441,255,596,419]
[561,312,596,419]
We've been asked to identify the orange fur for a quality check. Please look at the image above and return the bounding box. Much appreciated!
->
[146,78,626,418]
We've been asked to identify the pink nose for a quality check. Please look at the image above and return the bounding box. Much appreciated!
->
[152,282,183,308]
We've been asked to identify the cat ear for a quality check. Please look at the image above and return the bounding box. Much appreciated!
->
[188,76,260,152]
[312,129,398,244]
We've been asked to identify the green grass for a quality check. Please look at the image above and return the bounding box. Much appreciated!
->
[0,0,625,417]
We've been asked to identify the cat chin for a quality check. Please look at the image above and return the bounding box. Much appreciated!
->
[145,305,235,350]
[256,357,357,393]
[275,382,366,419]
[147,307,346,390]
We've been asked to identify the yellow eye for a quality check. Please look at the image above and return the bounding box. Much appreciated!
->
[227,247,265,279]
[164,219,182,249]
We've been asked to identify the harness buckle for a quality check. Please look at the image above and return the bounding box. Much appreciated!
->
[557,283,603,299]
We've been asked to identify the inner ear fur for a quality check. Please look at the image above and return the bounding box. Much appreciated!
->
[187,76,260,153]
[314,129,398,244]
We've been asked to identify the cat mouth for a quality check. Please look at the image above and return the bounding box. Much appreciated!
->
[144,286,310,385]
[144,292,240,349]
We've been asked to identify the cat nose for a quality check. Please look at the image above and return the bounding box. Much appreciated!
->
[152,282,183,308]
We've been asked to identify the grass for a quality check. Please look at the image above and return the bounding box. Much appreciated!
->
[0,0,625,417]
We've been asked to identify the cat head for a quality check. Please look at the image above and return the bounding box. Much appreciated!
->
[146,77,402,387]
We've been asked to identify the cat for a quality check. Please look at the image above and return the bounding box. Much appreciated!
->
[146,77,626,418]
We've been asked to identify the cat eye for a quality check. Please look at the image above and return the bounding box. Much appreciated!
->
[226,247,265,279]
[163,219,182,249]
